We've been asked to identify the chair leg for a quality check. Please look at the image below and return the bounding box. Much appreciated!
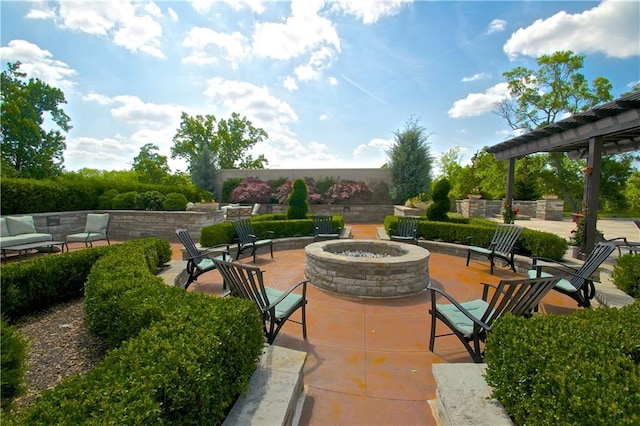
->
[302,301,307,340]
[429,312,437,352]
[466,250,471,266]
[489,255,494,275]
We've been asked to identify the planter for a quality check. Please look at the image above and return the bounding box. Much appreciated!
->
[569,246,586,260]
[413,202,430,209]
[467,194,482,199]
[542,195,558,200]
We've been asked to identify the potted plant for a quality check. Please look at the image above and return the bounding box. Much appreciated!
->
[405,193,430,209]
[569,211,585,258]
[467,187,482,199]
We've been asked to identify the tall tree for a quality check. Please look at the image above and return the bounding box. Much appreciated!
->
[171,112,268,171]
[494,51,614,210]
[1,61,71,178]
[190,146,217,197]
[386,117,433,203]
[131,143,170,184]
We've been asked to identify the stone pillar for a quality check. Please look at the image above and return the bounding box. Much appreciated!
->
[461,199,487,218]
[536,199,564,221]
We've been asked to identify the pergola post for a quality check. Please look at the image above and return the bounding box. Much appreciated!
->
[505,158,515,206]
[582,137,602,255]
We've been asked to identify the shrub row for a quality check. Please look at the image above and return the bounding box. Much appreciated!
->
[0,178,200,215]
[0,319,27,411]
[1,239,265,424]
[200,215,345,247]
[611,252,640,297]
[485,302,640,425]
[383,215,568,260]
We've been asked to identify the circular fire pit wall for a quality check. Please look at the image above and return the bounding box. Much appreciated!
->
[305,240,430,298]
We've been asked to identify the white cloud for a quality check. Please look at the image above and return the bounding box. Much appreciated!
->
[294,46,336,81]
[461,73,490,83]
[283,76,298,92]
[448,82,510,118]
[83,92,115,105]
[353,138,393,158]
[27,0,165,58]
[328,76,338,86]
[0,39,77,90]
[190,0,265,14]
[203,78,299,127]
[167,8,178,21]
[252,0,340,60]
[330,0,412,24]
[182,27,250,66]
[110,96,182,127]
[319,114,328,120]
[65,136,135,171]
[486,18,506,34]
[504,0,640,59]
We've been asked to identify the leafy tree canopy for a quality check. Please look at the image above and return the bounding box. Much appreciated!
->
[131,143,170,184]
[1,61,71,178]
[170,112,268,172]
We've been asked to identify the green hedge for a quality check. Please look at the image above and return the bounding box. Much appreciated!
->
[0,178,201,215]
[200,215,345,247]
[1,239,264,424]
[485,302,640,425]
[611,253,640,298]
[383,215,567,260]
[0,319,27,410]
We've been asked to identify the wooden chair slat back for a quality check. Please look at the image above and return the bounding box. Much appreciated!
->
[214,259,270,312]
[481,277,558,325]
[569,243,616,287]
[396,216,419,237]
[233,219,256,245]
[313,216,336,234]
[176,229,203,266]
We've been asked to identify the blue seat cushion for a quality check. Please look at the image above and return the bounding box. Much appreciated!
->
[526,270,576,293]
[436,299,490,338]
[265,287,303,320]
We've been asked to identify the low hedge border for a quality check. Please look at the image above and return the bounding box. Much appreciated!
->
[1,239,265,424]
[200,215,345,247]
[383,215,568,260]
[484,301,640,425]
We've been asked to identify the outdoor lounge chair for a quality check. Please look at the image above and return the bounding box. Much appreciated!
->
[175,229,230,290]
[232,218,274,263]
[212,258,308,344]
[428,276,559,363]
[389,216,420,244]
[527,242,616,308]
[313,215,341,242]
[65,213,110,248]
[466,223,524,274]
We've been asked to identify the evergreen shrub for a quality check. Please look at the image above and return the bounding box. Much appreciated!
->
[111,191,138,209]
[162,193,188,211]
[485,302,640,425]
[426,178,451,221]
[134,190,165,210]
[0,319,27,410]
[611,253,640,297]
[287,179,309,219]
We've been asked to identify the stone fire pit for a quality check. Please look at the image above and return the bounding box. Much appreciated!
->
[305,239,430,298]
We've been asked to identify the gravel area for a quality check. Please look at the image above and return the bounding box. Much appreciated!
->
[12,298,107,411]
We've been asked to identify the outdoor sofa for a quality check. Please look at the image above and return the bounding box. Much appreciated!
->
[0,216,54,249]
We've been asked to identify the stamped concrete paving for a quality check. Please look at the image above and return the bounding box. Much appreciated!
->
[180,223,586,426]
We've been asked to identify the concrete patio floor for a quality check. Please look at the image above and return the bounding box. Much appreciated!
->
[176,223,591,426]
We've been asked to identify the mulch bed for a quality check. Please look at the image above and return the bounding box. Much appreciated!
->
[12,298,107,411]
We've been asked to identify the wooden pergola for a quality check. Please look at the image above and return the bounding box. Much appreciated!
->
[486,91,640,255]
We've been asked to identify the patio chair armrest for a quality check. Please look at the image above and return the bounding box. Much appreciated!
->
[267,230,275,238]
[247,234,258,243]
[532,264,594,282]
[479,282,499,300]
[265,279,309,310]
[183,244,230,261]
[427,285,492,331]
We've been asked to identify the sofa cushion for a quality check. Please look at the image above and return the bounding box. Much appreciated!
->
[84,213,109,233]
[0,233,53,248]
[6,216,36,236]
[0,218,9,237]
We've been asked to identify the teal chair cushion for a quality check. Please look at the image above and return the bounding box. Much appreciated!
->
[436,300,489,338]
[526,270,576,293]
[265,287,303,320]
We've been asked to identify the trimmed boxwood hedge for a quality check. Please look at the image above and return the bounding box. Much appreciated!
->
[485,302,640,425]
[611,253,640,298]
[383,215,567,260]
[200,215,345,247]
[1,239,264,424]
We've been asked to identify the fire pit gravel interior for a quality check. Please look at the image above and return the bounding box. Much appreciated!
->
[305,239,430,298]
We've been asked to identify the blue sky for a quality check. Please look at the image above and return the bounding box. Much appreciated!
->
[1,0,639,174]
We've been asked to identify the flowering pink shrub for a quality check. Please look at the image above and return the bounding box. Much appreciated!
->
[229,178,274,203]
[275,180,323,204]
[324,180,373,204]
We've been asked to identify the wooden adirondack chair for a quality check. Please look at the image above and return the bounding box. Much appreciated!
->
[389,216,420,244]
[212,258,308,344]
[528,242,616,308]
[466,224,524,274]
[175,229,230,290]
[313,215,341,242]
[232,218,274,263]
[428,276,559,362]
